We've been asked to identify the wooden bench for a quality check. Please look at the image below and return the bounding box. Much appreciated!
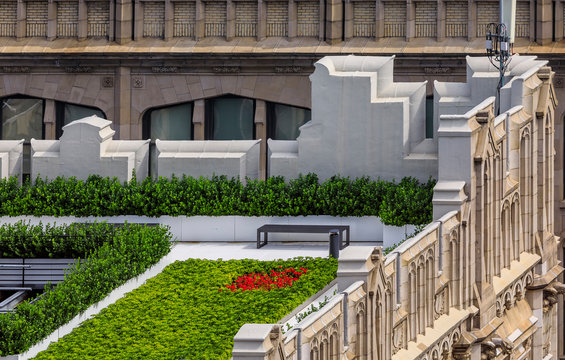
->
[257,224,350,249]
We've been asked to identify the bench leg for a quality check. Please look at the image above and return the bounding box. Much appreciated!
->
[257,231,268,249]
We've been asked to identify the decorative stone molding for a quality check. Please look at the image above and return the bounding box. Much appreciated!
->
[2,66,30,73]
[434,287,447,320]
[392,320,406,354]
[274,66,303,73]
[213,66,240,73]
[132,76,145,88]
[64,66,93,73]
[151,66,178,73]
[102,76,114,88]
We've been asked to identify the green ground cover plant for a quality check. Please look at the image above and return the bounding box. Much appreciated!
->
[0,174,435,225]
[32,257,338,360]
[0,223,172,356]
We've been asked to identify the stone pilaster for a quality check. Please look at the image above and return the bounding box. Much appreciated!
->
[257,0,266,40]
[133,0,142,40]
[324,0,343,43]
[164,0,173,41]
[16,0,26,40]
[192,99,205,140]
[226,0,235,40]
[536,0,553,45]
[115,0,133,44]
[44,99,57,140]
[254,100,266,180]
[375,0,384,38]
[467,0,475,40]
[115,67,131,139]
[195,0,205,40]
[47,0,56,40]
[406,0,415,41]
[288,0,297,38]
[436,0,444,41]
[78,0,87,40]
[344,0,353,40]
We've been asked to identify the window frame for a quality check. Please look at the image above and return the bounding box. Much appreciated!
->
[204,95,256,140]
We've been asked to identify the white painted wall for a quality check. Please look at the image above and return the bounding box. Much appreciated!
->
[0,215,414,248]
[0,139,23,182]
[156,139,261,180]
[31,117,149,182]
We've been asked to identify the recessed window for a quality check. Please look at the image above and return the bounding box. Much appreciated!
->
[267,102,311,140]
[0,96,44,141]
[143,102,193,140]
[56,102,106,139]
[205,96,255,140]
[425,96,433,139]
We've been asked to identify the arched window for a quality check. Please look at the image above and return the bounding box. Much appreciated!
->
[267,102,311,140]
[142,102,193,140]
[205,95,254,140]
[0,95,44,141]
[56,102,106,139]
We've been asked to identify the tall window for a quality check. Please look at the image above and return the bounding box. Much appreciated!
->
[143,103,193,140]
[426,96,433,138]
[0,96,44,141]
[205,96,255,140]
[267,102,311,140]
[56,102,106,138]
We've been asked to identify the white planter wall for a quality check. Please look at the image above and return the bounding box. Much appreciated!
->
[0,216,415,247]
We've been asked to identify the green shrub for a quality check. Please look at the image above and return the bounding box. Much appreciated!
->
[0,174,435,225]
[0,224,172,356]
[0,222,118,258]
[31,257,338,360]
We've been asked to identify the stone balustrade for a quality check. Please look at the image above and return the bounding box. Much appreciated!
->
[0,139,23,182]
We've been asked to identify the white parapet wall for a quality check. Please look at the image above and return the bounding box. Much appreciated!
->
[31,116,149,182]
[269,55,438,182]
[0,139,23,182]
[156,139,261,180]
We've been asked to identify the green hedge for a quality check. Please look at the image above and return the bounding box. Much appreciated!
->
[0,174,435,225]
[0,223,172,356]
[32,257,338,360]
[0,222,120,258]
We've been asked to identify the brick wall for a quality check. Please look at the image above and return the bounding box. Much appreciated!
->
[57,1,78,37]
[476,2,499,36]
[415,2,437,37]
[445,1,467,37]
[88,1,109,37]
[205,1,226,36]
[353,2,376,37]
[384,2,405,37]
[0,1,16,37]
[266,1,287,36]
[144,2,165,37]
[515,1,529,38]
[26,1,48,37]
[235,1,257,37]
[297,1,319,37]
[174,2,196,37]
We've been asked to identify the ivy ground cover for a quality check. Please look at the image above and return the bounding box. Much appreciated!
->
[33,257,338,360]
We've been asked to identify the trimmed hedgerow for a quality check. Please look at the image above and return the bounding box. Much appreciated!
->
[0,224,172,357]
[0,174,435,225]
[0,221,119,258]
[32,257,338,360]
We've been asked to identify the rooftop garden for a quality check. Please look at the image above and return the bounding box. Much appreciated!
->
[0,222,172,356]
[0,174,435,226]
[31,257,338,360]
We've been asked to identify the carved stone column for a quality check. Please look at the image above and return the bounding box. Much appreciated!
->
[192,99,205,140]
[47,0,56,41]
[254,100,267,180]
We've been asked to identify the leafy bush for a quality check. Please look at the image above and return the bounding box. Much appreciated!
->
[32,257,337,360]
[0,174,435,225]
[0,224,172,356]
[0,222,118,258]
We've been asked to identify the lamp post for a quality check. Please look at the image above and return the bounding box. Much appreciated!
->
[485,23,512,116]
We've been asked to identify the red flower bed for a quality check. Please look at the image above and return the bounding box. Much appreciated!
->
[222,267,308,292]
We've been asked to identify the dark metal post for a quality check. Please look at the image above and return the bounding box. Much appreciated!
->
[329,230,340,258]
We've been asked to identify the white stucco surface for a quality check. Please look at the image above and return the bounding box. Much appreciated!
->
[156,139,261,180]
[30,116,149,182]
[0,139,23,182]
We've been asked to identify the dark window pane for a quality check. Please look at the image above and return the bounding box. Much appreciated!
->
[64,103,105,126]
[1,98,43,141]
[273,104,310,140]
[149,103,192,140]
[425,97,433,139]
[212,98,254,140]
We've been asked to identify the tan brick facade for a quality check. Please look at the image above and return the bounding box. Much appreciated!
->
[26,1,48,37]
[87,2,110,37]
[384,2,405,37]
[476,2,499,37]
[516,1,530,38]
[415,2,436,37]
[174,2,196,37]
[266,1,287,36]
[57,2,78,38]
[143,2,165,38]
[353,2,376,37]
[297,1,319,37]
[235,2,257,37]
[205,1,226,37]
[445,1,467,37]
[0,1,16,37]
